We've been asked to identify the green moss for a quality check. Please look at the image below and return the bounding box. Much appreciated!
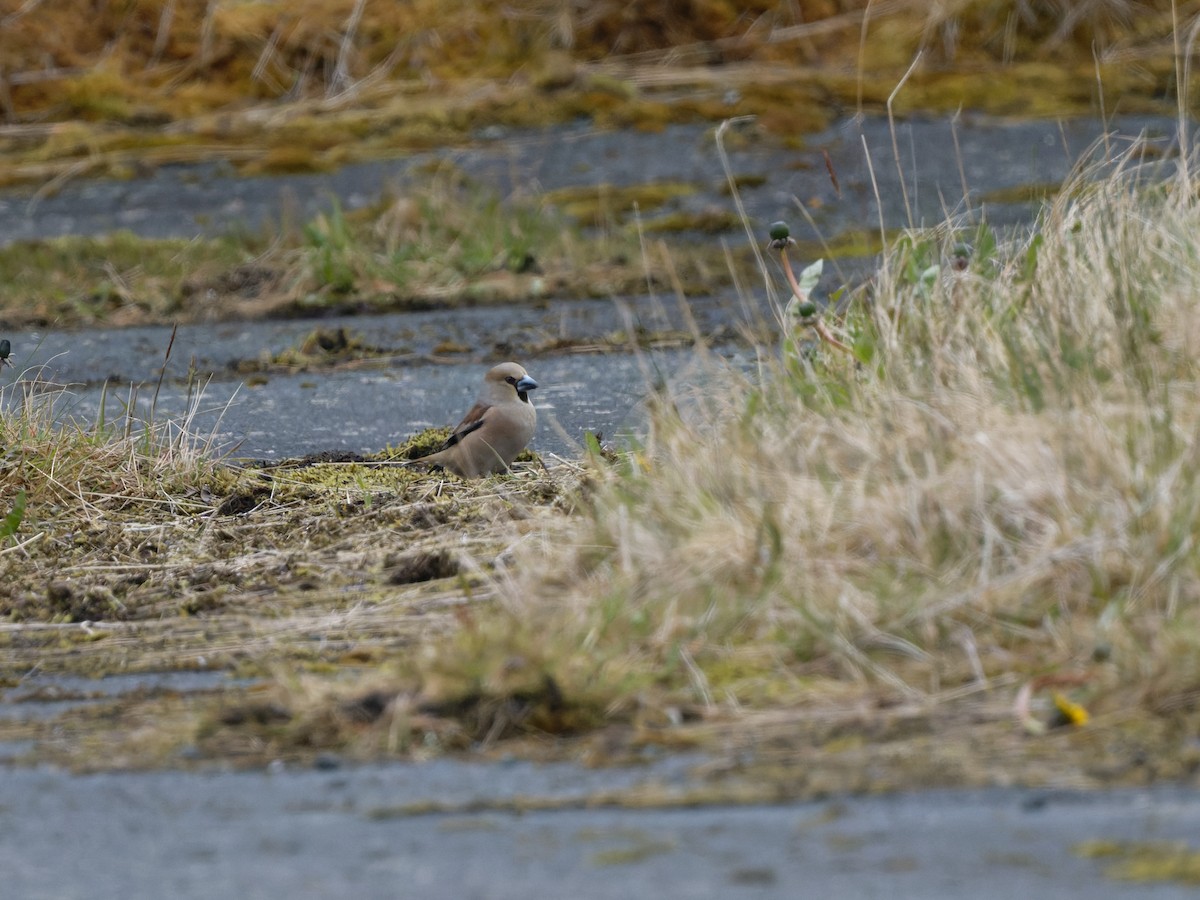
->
[544,181,699,227]
[721,173,768,194]
[787,228,888,262]
[1075,841,1200,885]
[240,146,336,175]
[641,208,741,234]
[590,838,677,867]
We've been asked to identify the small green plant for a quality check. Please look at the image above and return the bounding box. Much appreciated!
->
[0,490,26,541]
[769,219,848,359]
[303,200,358,295]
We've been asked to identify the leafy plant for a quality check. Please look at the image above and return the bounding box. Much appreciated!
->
[0,490,25,541]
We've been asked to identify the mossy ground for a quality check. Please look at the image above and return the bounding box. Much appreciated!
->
[0,394,575,768]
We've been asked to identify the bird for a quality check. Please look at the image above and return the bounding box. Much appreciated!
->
[0,339,11,368]
[405,362,538,478]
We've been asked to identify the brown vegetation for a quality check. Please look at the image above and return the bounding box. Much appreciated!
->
[0,1,1190,186]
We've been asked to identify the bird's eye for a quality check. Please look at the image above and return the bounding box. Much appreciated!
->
[505,376,516,384]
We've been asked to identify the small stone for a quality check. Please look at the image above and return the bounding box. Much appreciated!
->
[314,753,343,771]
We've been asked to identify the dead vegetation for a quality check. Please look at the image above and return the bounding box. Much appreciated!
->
[0,380,563,627]
[0,1,1190,189]
[0,0,1179,119]
[0,374,579,766]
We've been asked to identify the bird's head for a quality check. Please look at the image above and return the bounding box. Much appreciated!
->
[486,361,538,403]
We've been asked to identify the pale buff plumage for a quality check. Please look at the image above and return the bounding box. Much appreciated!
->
[407,362,538,478]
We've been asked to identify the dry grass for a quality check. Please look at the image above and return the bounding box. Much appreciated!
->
[135,130,1200,780]
[0,0,1169,111]
[391,140,1200,762]
[0,373,231,516]
[0,372,572,640]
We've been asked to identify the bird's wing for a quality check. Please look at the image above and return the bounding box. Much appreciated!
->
[443,402,491,448]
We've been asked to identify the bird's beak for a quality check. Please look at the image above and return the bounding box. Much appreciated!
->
[516,375,538,393]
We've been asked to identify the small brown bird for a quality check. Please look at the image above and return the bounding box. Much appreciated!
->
[407,362,538,478]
